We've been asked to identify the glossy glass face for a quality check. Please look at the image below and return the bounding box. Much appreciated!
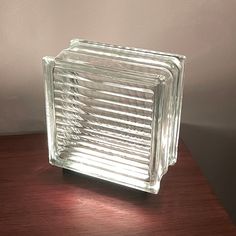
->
[43,39,185,193]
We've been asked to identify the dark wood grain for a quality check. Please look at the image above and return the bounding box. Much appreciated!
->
[0,134,235,236]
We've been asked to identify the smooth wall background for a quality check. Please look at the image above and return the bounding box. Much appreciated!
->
[1,0,236,222]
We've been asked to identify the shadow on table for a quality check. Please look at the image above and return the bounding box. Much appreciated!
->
[181,123,236,224]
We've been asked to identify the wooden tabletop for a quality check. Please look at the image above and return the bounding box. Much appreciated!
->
[0,134,235,236]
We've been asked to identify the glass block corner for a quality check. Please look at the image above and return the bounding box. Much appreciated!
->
[43,39,185,194]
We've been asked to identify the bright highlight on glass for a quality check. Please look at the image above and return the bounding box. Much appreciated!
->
[43,39,185,194]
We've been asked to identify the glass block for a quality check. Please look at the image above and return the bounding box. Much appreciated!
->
[43,39,185,194]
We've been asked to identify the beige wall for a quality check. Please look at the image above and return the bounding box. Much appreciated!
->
[1,0,235,134]
[1,0,236,221]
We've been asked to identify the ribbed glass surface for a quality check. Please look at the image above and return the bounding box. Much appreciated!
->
[43,39,185,193]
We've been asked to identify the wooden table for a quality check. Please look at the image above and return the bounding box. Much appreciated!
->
[0,134,235,235]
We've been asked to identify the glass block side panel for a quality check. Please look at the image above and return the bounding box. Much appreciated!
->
[43,39,185,194]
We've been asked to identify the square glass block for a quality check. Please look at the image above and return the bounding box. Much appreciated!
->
[43,39,185,194]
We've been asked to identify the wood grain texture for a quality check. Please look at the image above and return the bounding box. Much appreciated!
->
[0,134,235,236]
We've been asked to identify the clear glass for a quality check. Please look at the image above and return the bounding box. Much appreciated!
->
[43,39,185,194]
